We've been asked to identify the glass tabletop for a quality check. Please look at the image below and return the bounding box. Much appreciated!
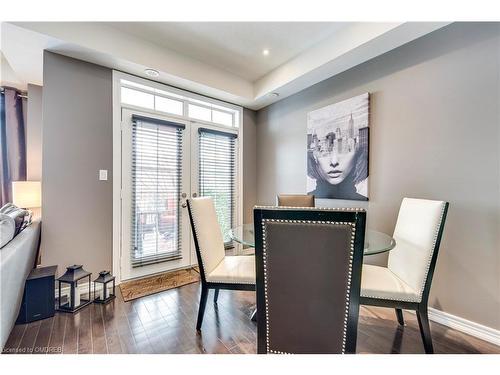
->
[228,223,396,256]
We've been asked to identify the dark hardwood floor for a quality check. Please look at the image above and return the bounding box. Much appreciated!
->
[3,281,499,354]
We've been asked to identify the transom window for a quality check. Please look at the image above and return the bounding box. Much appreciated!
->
[120,79,240,128]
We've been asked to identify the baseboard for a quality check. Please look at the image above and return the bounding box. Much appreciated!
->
[427,307,500,347]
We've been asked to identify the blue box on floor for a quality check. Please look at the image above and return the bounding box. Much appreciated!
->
[16,265,57,324]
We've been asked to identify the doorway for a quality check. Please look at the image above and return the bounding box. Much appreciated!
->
[119,108,240,281]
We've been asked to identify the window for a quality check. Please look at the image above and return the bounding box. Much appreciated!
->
[131,115,184,267]
[188,104,212,122]
[155,96,183,116]
[120,78,240,128]
[212,110,233,126]
[121,87,154,109]
[198,128,237,246]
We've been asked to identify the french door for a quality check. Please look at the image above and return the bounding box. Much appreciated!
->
[120,109,239,281]
[121,109,192,280]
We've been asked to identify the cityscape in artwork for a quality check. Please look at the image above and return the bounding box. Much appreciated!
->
[308,112,368,157]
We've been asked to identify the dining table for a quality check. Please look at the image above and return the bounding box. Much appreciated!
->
[227,223,397,321]
[228,223,396,256]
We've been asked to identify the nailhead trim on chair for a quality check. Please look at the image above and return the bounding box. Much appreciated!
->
[360,201,447,304]
[189,202,209,274]
[261,219,356,354]
[416,201,447,300]
[207,277,255,285]
[255,205,365,212]
[359,293,421,303]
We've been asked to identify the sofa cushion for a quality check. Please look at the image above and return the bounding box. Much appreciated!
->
[0,203,16,213]
[0,213,16,248]
[0,204,30,235]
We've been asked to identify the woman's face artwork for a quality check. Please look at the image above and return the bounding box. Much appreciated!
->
[307,93,369,198]
[314,144,356,184]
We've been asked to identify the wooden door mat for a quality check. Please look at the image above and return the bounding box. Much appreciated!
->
[120,267,200,302]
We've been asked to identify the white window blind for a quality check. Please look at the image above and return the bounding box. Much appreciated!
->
[198,128,237,246]
[131,115,184,267]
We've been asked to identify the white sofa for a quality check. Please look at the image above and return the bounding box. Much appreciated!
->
[0,219,41,352]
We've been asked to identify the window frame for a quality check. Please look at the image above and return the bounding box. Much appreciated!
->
[120,78,240,128]
[112,71,244,284]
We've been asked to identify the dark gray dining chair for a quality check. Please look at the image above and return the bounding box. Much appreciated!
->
[253,206,366,354]
[276,194,315,207]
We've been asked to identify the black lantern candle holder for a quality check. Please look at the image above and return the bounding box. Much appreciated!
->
[93,271,116,304]
[57,265,92,313]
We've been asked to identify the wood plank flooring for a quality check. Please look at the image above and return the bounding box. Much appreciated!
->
[3,281,499,354]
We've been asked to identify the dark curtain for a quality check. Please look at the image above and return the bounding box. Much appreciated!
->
[0,87,27,206]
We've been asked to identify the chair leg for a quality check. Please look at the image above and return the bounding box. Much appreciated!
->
[395,308,405,326]
[214,289,219,304]
[196,286,209,331]
[416,306,434,354]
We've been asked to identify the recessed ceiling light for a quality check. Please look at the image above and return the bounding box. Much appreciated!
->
[144,68,160,77]
[269,92,279,98]
[262,49,270,56]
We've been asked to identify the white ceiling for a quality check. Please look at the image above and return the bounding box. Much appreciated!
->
[108,22,348,81]
[1,22,450,109]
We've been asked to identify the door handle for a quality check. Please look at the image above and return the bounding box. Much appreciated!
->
[181,202,187,208]
[192,193,198,198]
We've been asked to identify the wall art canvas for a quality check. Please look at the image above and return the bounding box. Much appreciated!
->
[307,93,369,201]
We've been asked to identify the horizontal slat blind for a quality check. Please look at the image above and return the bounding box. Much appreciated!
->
[198,128,237,247]
[131,116,183,267]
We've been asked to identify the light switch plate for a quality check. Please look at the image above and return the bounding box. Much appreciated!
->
[99,170,108,181]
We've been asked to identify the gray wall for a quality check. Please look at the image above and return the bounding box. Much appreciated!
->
[242,108,258,223]
[42,52,113,276]
[27,84,43,181]
[256,23,500,330]
[40,52,259,277]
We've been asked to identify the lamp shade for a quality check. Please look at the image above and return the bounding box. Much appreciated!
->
[12,181,41,208]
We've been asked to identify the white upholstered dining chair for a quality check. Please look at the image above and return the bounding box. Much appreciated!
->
[360,197,449,354]
[187,197,255,331]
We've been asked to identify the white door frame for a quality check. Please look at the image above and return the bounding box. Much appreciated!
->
[112,71,243,284]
